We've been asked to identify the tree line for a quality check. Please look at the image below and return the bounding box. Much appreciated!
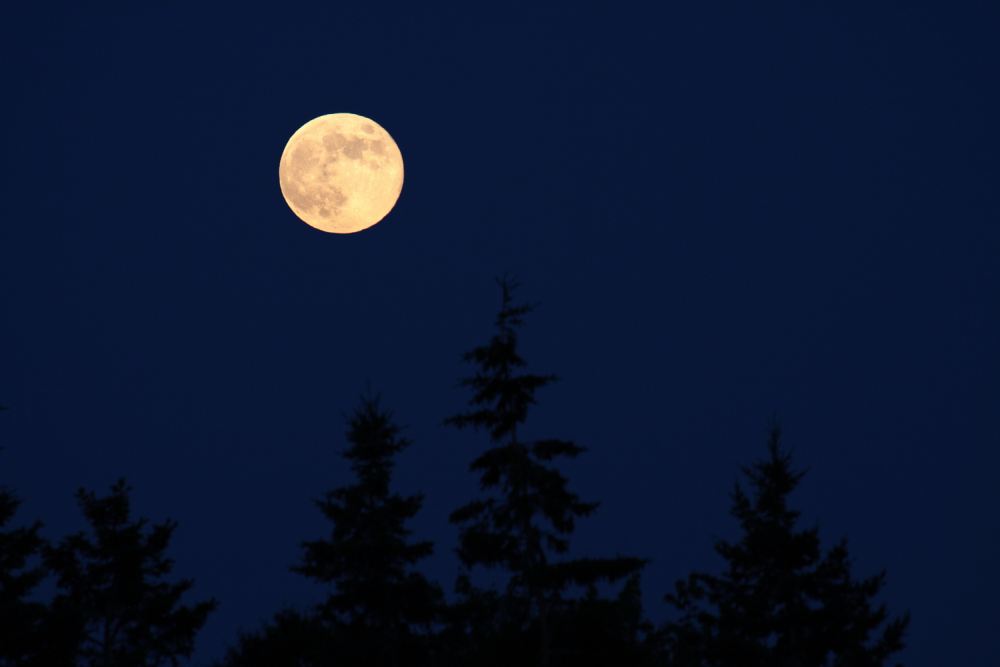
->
[0,281,909,666]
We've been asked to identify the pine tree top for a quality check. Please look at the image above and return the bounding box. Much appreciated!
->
[665,426,910,667]
[294,394,441,634]
[448,279,645,600]
[45,479,217,666]
[341,395,410,497]
[447,278,556,443]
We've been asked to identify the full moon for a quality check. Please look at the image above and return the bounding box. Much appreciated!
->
[278,113,403,234]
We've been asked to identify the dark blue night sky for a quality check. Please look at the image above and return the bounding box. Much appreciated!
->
[2,2,998,664]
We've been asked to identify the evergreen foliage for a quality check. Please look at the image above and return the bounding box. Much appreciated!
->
[446,279,647,666]
[216,609,330,667]
[0,484,48,666]
[45,480,217,667]
[290,395,443,667]
[664,426,910,667]
[4,286,917,667]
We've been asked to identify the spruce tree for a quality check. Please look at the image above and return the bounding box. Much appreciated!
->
[0,484,47,666]
[550,573,663,667]
[45,479,217,667]
[2,407,73,666]
[215,609,330,667]
[293,395,442,667]
[664,426,910,667]
[447,279,645,667]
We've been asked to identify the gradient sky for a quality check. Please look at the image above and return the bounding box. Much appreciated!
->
[2,2,998,664]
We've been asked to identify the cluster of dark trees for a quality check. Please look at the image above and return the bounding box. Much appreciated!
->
[0,281,909,666]
[0,471,216,666]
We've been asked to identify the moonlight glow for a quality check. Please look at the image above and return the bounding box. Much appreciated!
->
[278,113,403,234]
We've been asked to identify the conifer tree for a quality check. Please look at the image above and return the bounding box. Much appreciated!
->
[550,573,663,667]
[215,609,330,667]
[447,279,645,667]
[664,426,909,667]
[45,479,217,667]
[2,406,72,666]
[293,395,442,667]
[0,484,47,666]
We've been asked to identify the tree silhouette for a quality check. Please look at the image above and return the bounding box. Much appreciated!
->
[549,573,662,667]
[0,483,48,666]
[446,279,646,667]
[2,406,75,666]
[290,395,443,667]
[45,479,216,667]
[664,426,909,667]
[216,608,331,667]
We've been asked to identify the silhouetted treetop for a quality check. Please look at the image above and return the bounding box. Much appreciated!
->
[447,279,646,667]
[665,426,909,667]
[0,483,48,666]
[293,394,442,667]
[46,479,217,667]
[447,278,557,442]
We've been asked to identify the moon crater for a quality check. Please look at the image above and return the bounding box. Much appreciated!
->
[279,114,403,234]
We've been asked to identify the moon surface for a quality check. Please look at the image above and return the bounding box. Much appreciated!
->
[279,113,403,234]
